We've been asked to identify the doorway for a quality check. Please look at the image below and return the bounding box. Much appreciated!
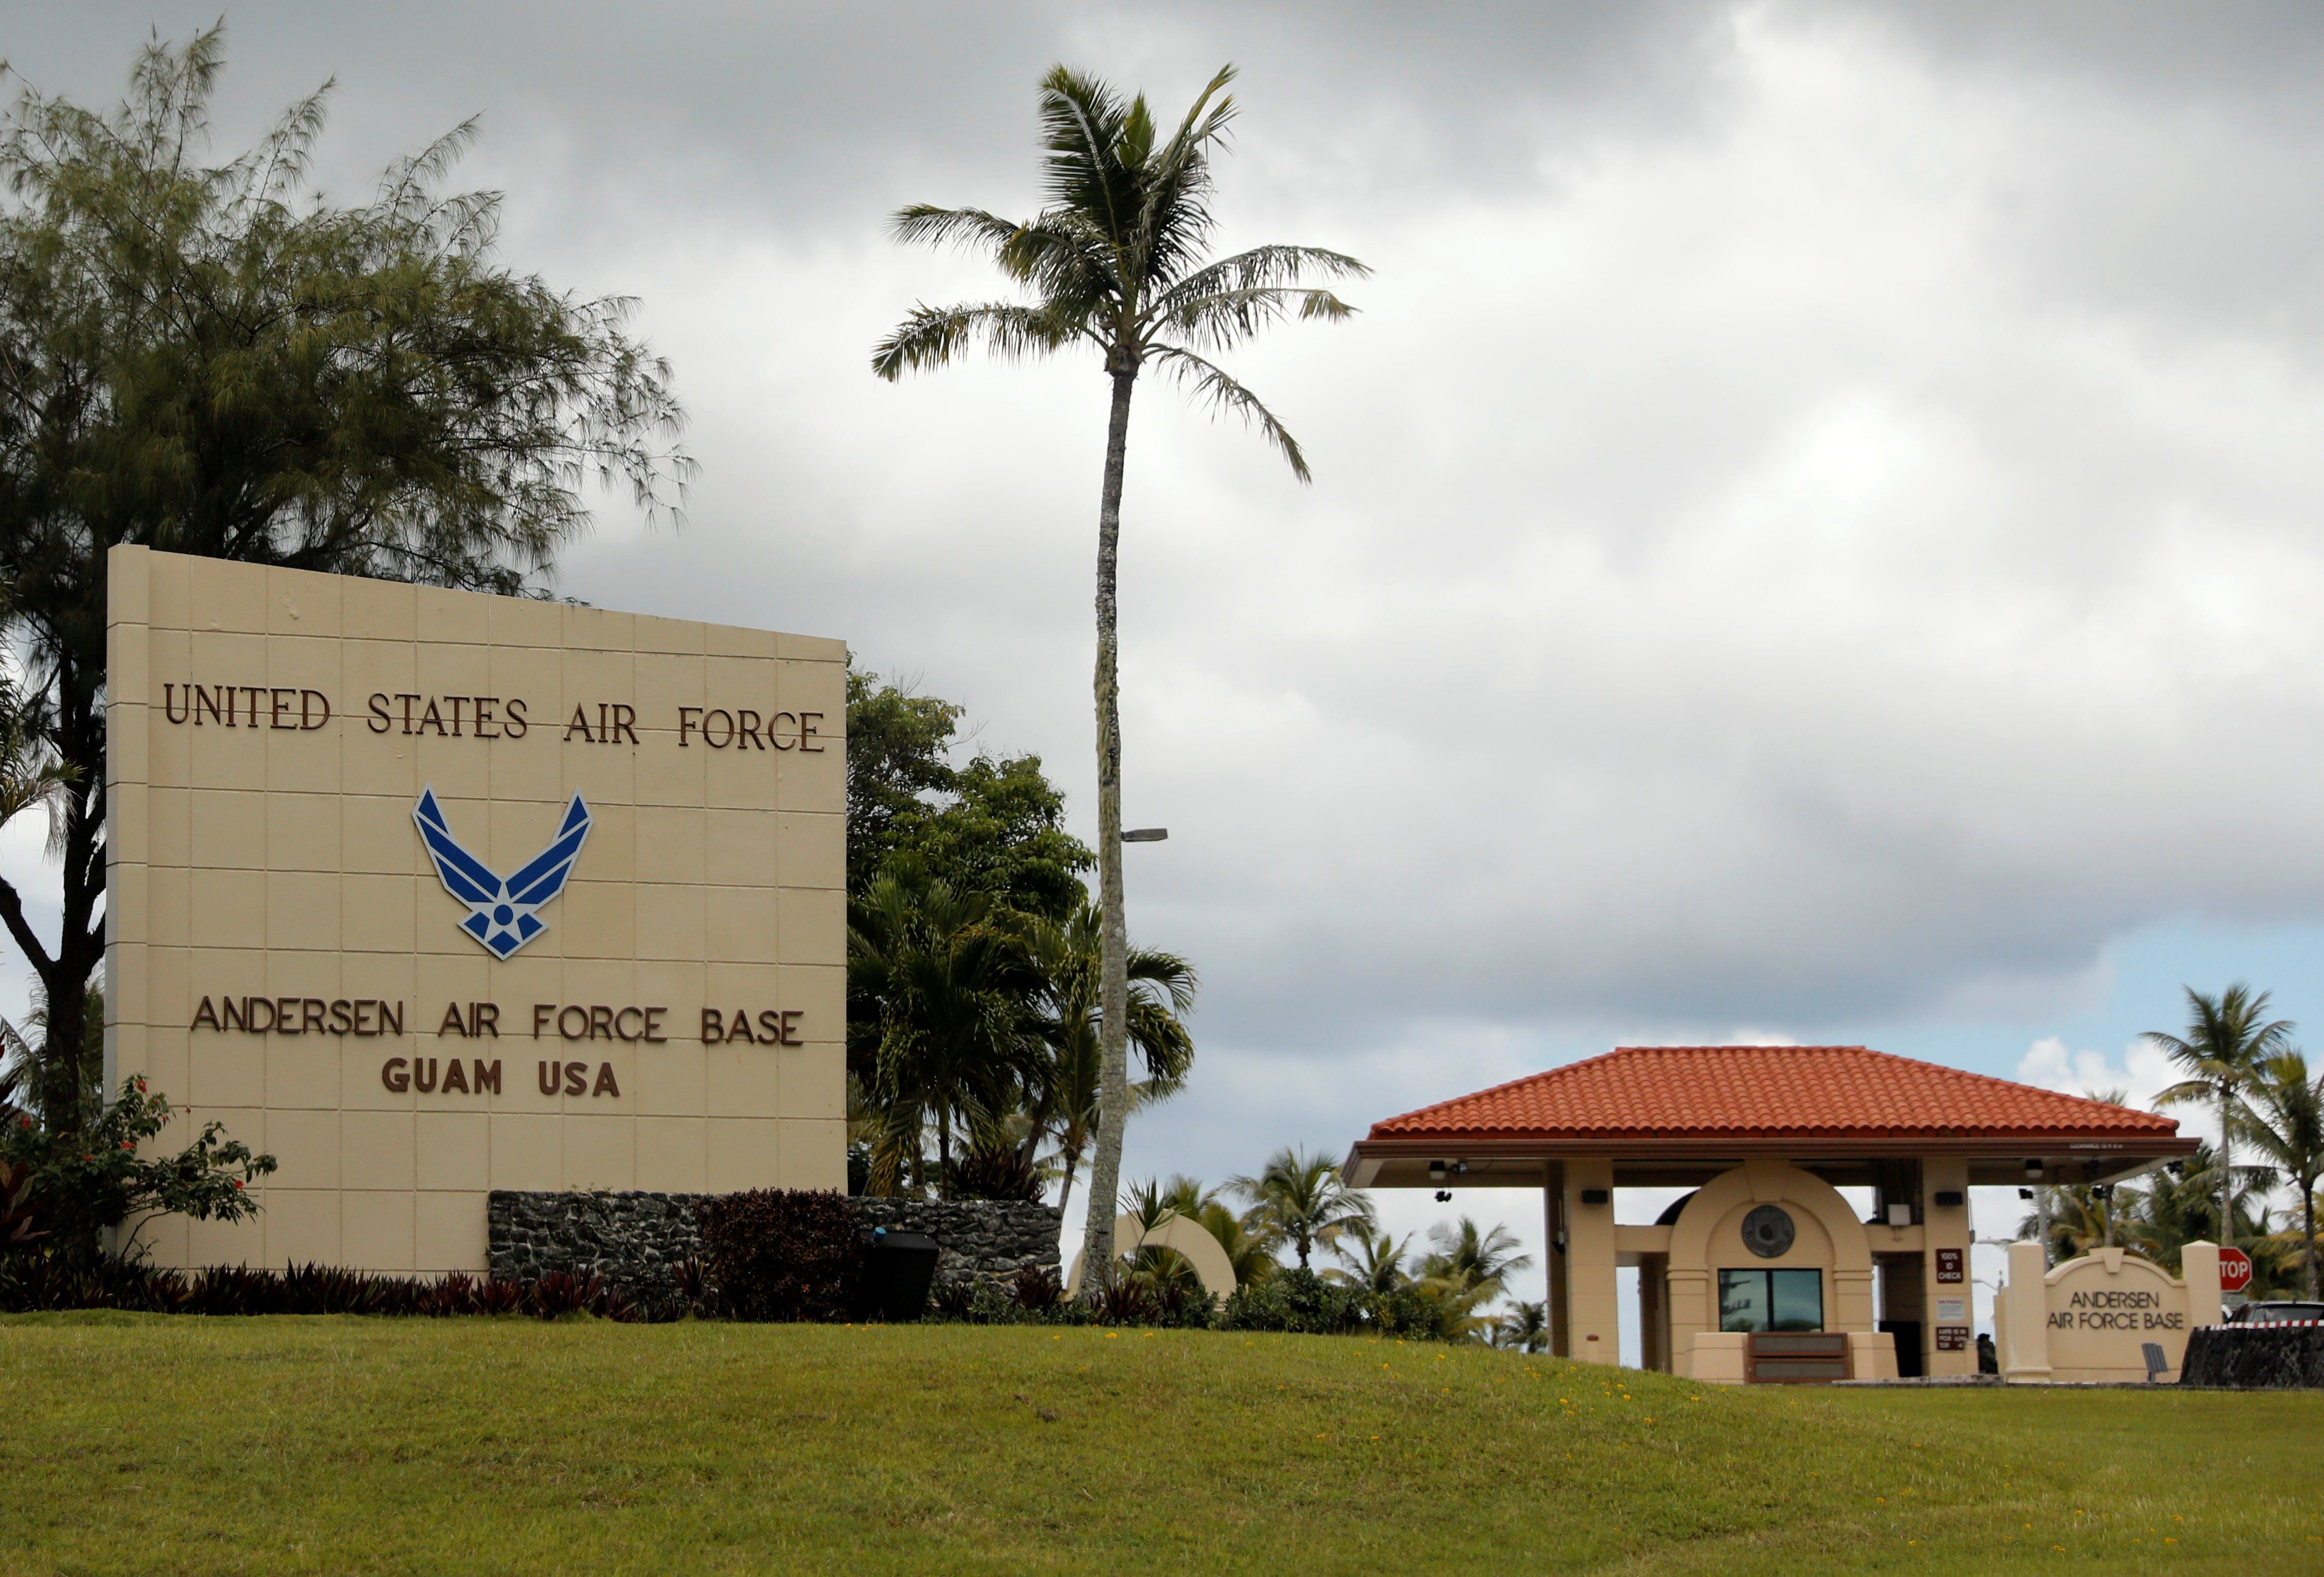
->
[1877,1251,1926,1379]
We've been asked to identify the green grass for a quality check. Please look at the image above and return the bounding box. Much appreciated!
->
[2,1315,2319,1574]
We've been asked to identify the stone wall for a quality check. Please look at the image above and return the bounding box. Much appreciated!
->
[849,1198,1063,1290]
[486,1190,1061,1298]
[2180,1325,2324,1388]
[488,1190,706,1297]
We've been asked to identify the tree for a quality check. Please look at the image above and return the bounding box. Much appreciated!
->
[1,1073,272,1253]
[846,860,1045,1192]
[874,64,1365,1280]
[2235,1052,2324,1299]
[1018,903,1195,1211]
[1194,1202,1280,1289]
[2147,983,2294,1252]
[2017,1181,2128,1263]
[2016,1089,2139,1261]
[845,665,964,897]
[1496,1301,1551,1354]
[1417,1216,1534,1300]
[846,666,1092,917]
[1231,1146,1374,1270]
[0,29,689,1131]
[1327,1224,1411,1296]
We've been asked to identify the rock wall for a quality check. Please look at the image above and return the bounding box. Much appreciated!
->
[849,1198,1063,1290]
[486,1190,1061,1297]
[2179,1325,2324,1388]
[487,1190,706,1297]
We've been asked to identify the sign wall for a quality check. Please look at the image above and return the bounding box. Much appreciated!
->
[104,547,845,1273]
[1992,1240,2224,1384]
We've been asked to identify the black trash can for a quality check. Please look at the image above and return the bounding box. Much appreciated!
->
[859,1228,941,1322]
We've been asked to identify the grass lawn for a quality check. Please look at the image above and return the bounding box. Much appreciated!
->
[2,1314,2319,1575]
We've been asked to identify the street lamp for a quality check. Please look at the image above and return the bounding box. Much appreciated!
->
[1121,828,1168,842]
[2023,1160,2049,1266]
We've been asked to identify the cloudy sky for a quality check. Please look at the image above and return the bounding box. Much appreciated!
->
[10,2,2324,1328]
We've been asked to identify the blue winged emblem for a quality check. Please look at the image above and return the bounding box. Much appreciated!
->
[413,786,592,959]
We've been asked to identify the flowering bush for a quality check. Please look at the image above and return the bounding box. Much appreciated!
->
[0,1076,275,1252]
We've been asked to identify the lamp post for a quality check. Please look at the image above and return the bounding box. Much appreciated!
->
[2022,1159,2049,1266]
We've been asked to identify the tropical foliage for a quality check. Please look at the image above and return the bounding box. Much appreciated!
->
[2146,982,2295,1251]
[2017,1137,2308,1294]
[847,861,1047,1192]
[1495,1301,1552,1354]
[1231,1146,1376,1270]
[843,672,1199,1199]
[1,1073,274,1255]
[875,62,1364,1279]
[2235,1052,2324,1300]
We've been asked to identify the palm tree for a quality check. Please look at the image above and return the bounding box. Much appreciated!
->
[2235,1052,2324,1299]
[2147,983,2294,1252]
[874,65,1365,1281]
[1417,1217,1535,1300]
[1017,904,1196,1213]
[1496,1301,1551,1354]
[2017,1183,2126,1263]
[1199,1202,1282,1289]
[1158,1174,1219,1217]
[2017,1089,2138,1260]
[1327,1225,1412,1296]
[845,860,1044,1192]
[1230,1146,1375,1270]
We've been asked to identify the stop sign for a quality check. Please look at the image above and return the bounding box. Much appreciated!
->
[2218,1246,2254,1293]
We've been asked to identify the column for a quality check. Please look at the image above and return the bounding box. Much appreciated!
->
[2000,1239,2051,1383]
[1543,1164,1569,1358]
[1562,1157,1619,1364]
[2181,1240,2222,1327]
[1922,1156,1973,1377]
[1639,1255,1668,1372]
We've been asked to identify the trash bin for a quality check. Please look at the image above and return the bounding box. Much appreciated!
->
[859,1228,940,1322]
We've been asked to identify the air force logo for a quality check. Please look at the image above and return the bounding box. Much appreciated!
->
[413,787,592,959]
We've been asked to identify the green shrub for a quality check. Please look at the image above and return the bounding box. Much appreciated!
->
[1370,1285,1454,1339]
[1219,1267,1365,1335]
[940,1145,1043,1202]
[2,1076,274,1252]
[694,1189,862,1321]
[1011,1265,1063,1311]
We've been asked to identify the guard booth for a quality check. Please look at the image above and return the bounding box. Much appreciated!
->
[1346,1045,2197,1382]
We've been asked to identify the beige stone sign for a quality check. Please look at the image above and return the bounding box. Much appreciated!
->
[1993,1240,2224,1383]
[103,546,845,1274]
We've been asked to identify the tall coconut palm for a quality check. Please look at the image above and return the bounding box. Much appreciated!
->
[1230,1146,1375,1270]
[2235,1052,2324,1299]
[2147,983,2294,1252]
[1018,904,1196,1213]
[874,65,1365,1280]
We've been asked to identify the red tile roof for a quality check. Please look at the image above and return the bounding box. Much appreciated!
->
[1366,1045,2183,1142]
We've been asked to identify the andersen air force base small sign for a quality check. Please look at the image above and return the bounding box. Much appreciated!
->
[104,547,846,1274]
